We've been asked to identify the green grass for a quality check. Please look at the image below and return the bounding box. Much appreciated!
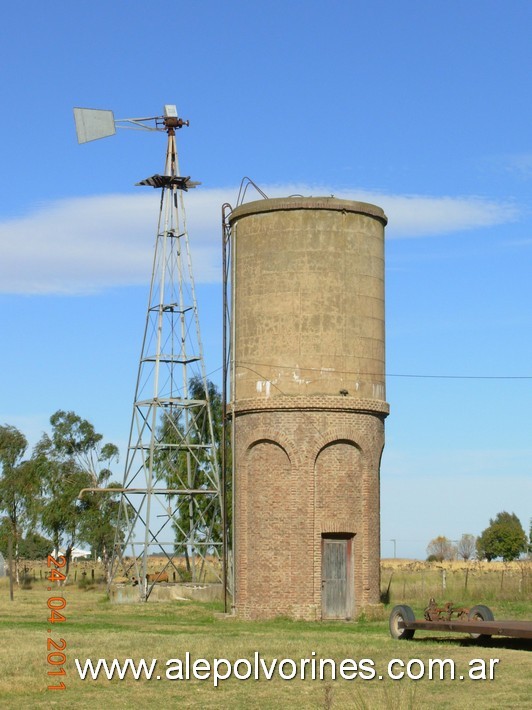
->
[0,574,530,710]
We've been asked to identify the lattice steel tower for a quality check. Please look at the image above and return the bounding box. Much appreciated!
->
[79,105,223,600]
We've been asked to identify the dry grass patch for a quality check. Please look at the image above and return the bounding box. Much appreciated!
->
[381,559,531,611]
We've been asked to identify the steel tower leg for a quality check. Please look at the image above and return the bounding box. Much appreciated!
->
[109,127,222,600]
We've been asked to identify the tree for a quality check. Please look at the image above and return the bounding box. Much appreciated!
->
[456,533,476,561]
[76,449,124,580]
[426,536,456,562]
[0,520,52,560]
[156,377,224,577]
[476,512,527,562]
[18,531,53,560]
[47,409,117,479]
[32,410,123,579]
[0,425,41,584]
[31,441,88,573]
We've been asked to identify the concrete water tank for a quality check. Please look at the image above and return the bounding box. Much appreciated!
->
[229,196,389,620]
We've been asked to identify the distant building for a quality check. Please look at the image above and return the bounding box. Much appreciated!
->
[51,547,91,561]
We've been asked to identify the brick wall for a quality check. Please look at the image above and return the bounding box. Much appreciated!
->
[233,397,387,620]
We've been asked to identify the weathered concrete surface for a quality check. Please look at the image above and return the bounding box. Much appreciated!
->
[230,197,387,402]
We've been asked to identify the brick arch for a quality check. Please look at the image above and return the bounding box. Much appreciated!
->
[247,437,290,462]
[240,427,299,466]
[314,440,362,480]
[242,438,292,614]
[308,411,385,467]
[311,434,362,468]
[314,438,362,526]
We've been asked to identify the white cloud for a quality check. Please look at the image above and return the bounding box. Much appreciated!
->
[504,152,532,179]
[355,191,517,237]
[0,185,518,295]
[265,185,518,237]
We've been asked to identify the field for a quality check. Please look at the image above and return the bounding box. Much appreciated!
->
[380,558,531,606]
[0,560,529,709]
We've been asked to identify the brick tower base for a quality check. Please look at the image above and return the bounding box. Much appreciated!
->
[233,396,388,620]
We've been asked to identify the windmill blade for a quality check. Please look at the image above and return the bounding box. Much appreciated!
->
[135,175,201,190]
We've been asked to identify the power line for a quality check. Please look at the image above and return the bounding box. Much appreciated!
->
[236,360,532,381]
[387,373,532,380]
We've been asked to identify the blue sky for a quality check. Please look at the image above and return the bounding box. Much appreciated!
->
[1,1,530,559]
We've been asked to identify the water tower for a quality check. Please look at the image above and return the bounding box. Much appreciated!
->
[226,196,389,620]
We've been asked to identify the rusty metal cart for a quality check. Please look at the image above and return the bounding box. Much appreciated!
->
[389,600,532,641]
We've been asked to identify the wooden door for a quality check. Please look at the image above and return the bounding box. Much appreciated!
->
[321,536,353,619]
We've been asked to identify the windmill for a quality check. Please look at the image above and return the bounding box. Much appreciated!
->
[74,105,223,601]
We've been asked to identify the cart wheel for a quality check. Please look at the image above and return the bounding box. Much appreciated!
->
[389,605,415,639]
[468,604,494,640]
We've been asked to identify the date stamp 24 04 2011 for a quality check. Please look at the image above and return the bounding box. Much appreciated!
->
[46,554,67,691]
